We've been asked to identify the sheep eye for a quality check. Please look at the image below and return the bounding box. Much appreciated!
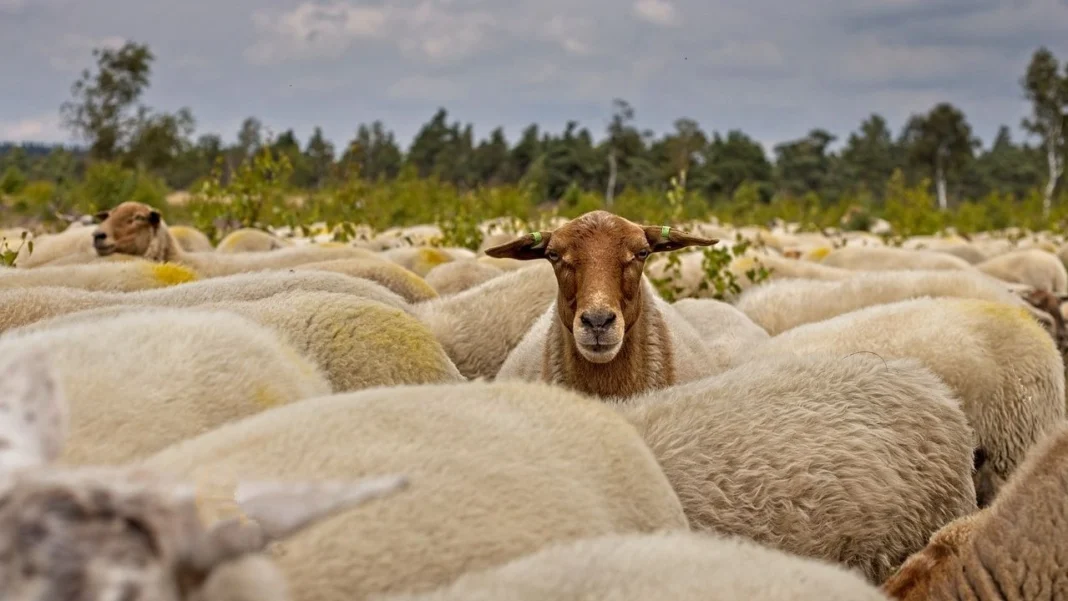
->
[546,251,560,262]
[636,249,651,260]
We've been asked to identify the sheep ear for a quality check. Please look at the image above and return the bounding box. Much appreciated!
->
[644,225,718,253]
[94,211,110,223]
[148,210,161,226]
[483,232,552,261]
[0,349,69,472]
[234,475,409,541]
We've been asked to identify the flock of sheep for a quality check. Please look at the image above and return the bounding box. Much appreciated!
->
[1,201,1067,600]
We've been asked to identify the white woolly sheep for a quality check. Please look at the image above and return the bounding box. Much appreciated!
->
[735,297,1066,507]
[216,227,292,252]
[142,380,691,601]
[670,298,770,372]
[646,249,854,301]
[293,257,439,303]
[12,223,93,268]
[423,259,504,296]
[0,269,412,333]
[488,211,719,399]
[0,259,199,292]
[91,201,379,276]
[20,292,464,392]
[930,244,988,264]
[379,531,892,601]
[615,352,977,583]
[734,269,1048,336]
[170,224,215,252]
[976,248,1068,294]
[821,246,976,271]
[0,309,332,465]
[0,349,409,601]
[413,261,559,379]
[881,422,1068,601]
[378,246,457,276]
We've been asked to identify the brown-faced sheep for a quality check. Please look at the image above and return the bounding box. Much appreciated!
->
[488,210,718,399]
[91,202,377,276]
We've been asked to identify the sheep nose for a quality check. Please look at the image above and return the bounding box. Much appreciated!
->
[93,232,107,242]
[580,310,617,330]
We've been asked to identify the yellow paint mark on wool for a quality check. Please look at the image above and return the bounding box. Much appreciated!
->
[411,248,454,276]
[315,241,348,248]
[804,246,831,262]
[1037,241,1058,253]
[150,262,198,286]
[346,304,448,381]
[253,385,285,409]
[955,298,1045,336]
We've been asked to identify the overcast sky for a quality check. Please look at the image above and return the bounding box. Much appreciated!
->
[2,0,1067,154]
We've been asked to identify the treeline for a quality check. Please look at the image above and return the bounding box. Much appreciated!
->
[1,41,1067,232]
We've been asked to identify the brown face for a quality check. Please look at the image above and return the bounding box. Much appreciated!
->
[92,202,162,257]
[0,470,201,601]
[485,210,717,363]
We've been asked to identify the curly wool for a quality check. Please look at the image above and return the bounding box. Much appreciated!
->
[616,352,977,584]
[735,297,1066,507]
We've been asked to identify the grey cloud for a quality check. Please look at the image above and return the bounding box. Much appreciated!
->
[0,0,1065,152]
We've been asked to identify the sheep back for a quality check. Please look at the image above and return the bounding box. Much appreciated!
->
[142,381,689,601]
[617,352,978,583]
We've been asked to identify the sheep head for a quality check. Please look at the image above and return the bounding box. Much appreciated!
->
[485,210,716,363]
[0,350,410,601]
[93,201,163,258]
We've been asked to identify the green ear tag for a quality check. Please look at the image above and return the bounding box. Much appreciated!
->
[531,231,543,247]
[661,225,670,239]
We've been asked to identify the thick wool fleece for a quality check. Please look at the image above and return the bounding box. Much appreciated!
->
[735,269,1037,336]
[616,352,978,584]
[379,531,892,601]
[414,262,559,379]
[735,297,1066,507]
[0,309,331,465]
[0,270,411,334]
[142,380,689,601]
[22,292,465,392]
